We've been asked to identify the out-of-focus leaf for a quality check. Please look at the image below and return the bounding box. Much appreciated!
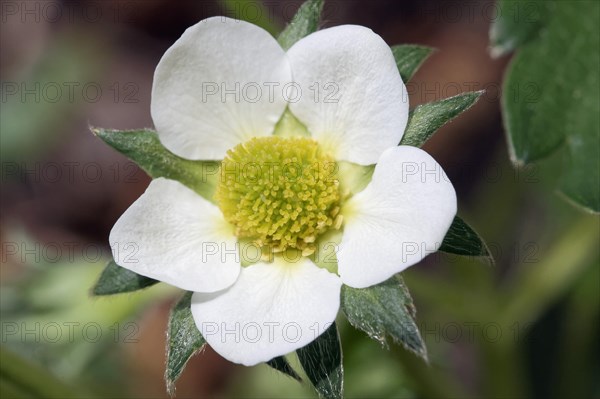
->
[341,275,427,361]
[391,45,434,82]
[497,2,599,212]
[0,347,80,398]
[489,0,545,57]
[400,91,483,147]
[0,232,174,388]
[558,119,599,212]
[440,216,492,261]
[92,128,219,201]
[266,356,302,382]
[297,323,343,399]
[92,260,158,296]
[278,0,324,50]
[166,292,206,394]
[0,34,102,162]
[499,216,600,325]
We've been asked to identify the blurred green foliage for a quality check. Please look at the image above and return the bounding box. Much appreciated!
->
[1,231,175,398]
[493,0,600,212]
[1,347,80,399]
[1,33,104,163]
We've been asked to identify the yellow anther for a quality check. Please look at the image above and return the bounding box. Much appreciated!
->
[215,136,342,253]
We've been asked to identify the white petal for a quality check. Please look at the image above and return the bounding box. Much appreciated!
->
[338,146,456,288]
[151,17,291,160]
[191,258,341,366]
[287,25,408,165]
[109,178,240,292]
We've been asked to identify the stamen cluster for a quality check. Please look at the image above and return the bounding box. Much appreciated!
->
[216,136,342,255]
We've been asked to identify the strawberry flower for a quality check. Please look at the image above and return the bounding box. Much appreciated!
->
[110,17,456,366]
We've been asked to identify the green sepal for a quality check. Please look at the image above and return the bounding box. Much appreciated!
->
[297,322,343,399]
[440,216,493,261]
[92,260,158,296]
[400,91,483,148]
[277,0,324,50]
[92,128,219,202]
[165,291,206,395]
[273,108,310,137]
[341,275,427,361]
[266,356,302,382]
[391,45,435,82]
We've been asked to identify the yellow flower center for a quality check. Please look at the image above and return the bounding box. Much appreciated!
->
[215,136,342,256]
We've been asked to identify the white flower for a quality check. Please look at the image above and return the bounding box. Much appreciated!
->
[110,17,456,366]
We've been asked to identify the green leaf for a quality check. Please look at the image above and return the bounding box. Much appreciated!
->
[92,260,158,296]
[498,2,599,212]
[92,128,219,201]
[0,347,80,398]
[391,45,434,82]
[166,292,206,394]
[440,216,492,260]
[400,91,483,147]
[558,119,599,212]
[297,323,343,399]
[489,0,545,57]
[278,0,324,50]
[266,356,302,382]
[341,275,427,361]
